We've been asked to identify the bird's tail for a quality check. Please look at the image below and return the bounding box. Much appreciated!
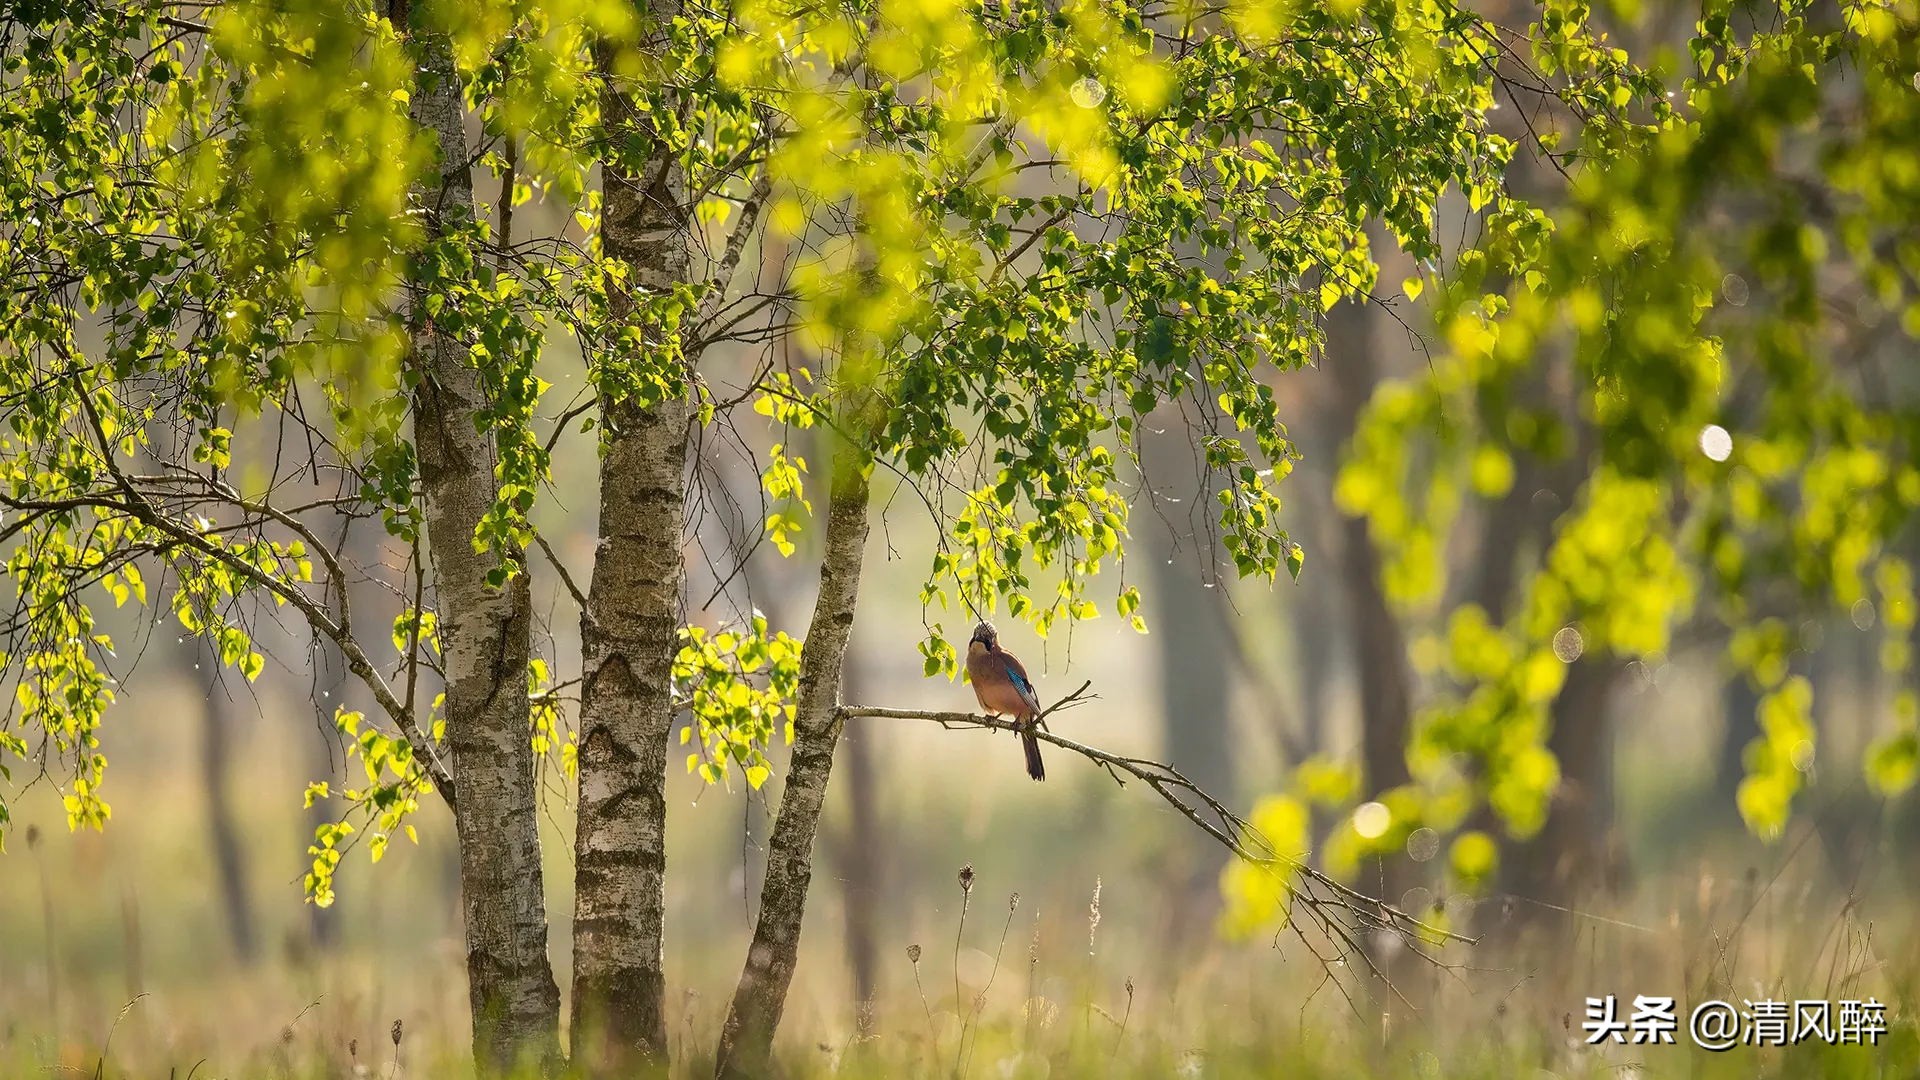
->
[1021,721,1045,781]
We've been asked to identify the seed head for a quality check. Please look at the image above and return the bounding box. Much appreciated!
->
[958,863,975,894]
[391,1019,404,1047]
[1087,876,1103,955]
[907,943,922,965]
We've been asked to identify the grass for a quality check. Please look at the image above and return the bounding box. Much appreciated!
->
[5,678,1919,1077]
[6,836,1915,1079]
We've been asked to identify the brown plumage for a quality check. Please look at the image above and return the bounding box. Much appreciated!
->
[965,620,1045,781]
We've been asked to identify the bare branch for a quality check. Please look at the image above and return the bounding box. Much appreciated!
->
[532,528,590,614]
[696,165,776,329]
[65,387,459,807]
[838,683,1474,988]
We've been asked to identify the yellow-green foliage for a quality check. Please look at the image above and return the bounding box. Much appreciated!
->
[1316,0,1920,882]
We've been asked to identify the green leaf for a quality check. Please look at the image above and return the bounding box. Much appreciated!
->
[1866,731,1918,796]
[1449,831,1498,887]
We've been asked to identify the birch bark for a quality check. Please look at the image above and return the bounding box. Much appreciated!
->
[568,17,694,1068]
[398,8,561,1071]
[715,425,875,1078]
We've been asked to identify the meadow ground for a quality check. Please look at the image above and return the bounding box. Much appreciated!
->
[4,671,1917,1078]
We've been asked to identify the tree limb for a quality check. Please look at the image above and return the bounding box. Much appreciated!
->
[64,387,460,807]
[837,683,1475,980]
[695,164,775,329]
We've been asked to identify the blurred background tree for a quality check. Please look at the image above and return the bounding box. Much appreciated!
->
[1320,0,1920,923]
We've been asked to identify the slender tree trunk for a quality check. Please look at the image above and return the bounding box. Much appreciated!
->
[1507,658,1625,911]
[198,642,257,962]
[1456,460,1540,624]
[567,21,695,1069]
[1140,242,1237,806]
[716,430,875,1079]
[1141,420,1237,804]
[398,10,561,1071]
[1341,525,1413,802]
[1716,667,1761,814]
[1340,502,1414,903]
[1139,417,1235,931]
[1325,301,1413,800]
[827,649,881,1033]
[1285,376,1346,856]
[1325,299,1418,1008]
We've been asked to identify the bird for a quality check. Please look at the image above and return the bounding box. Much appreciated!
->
[965,620,1045,781]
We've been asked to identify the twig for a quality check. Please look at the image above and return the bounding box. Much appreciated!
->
[532,528,590,614]
[64,386,458,806]
[838,684,1475,993]
[696,165,776,330]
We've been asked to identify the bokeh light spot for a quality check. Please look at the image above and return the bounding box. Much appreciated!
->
[1552,626,1585,663]
[1406,826,1440,862]
[1353,801,1391,839]
[1069,77,1108,108]
[1699,424,1733,462]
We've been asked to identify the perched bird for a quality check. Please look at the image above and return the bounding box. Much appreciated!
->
[966,620,1045,781]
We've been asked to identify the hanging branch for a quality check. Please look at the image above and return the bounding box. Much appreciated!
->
[51,377,461,807]
[837,681,1475,994]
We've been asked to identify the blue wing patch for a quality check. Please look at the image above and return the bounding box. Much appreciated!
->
[999,656,1036,701]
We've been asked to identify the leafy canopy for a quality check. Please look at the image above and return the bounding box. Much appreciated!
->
[2,0,1834,940]
[1326,0,1920,888]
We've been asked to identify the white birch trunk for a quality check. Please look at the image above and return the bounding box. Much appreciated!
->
[399,9,560,1072]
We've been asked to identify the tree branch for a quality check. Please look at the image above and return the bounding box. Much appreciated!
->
[64,387,459,807]
[695,164,775,330]
[837,683,1475,981]
[532,527,590,615]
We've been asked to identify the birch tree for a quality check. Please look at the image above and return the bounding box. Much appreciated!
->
[691,0,1653,1070]
[10,0,1906,1076]
[395,5,562,1068]
[0,2,601,1070]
